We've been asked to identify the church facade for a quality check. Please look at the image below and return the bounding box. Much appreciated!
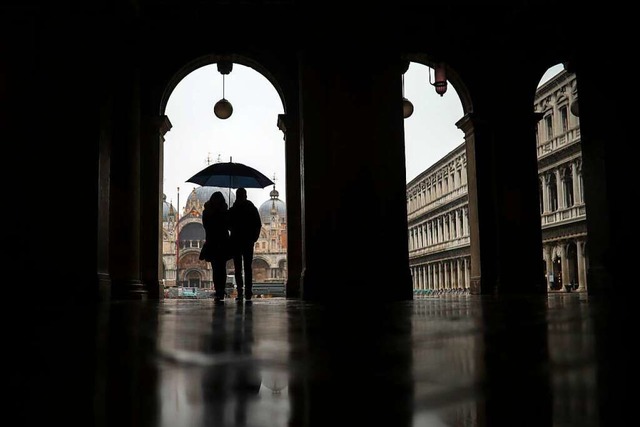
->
[162,185,287,290]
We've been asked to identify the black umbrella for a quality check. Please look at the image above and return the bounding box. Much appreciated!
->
[186,159,274,190]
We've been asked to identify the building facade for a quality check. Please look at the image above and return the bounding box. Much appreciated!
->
[162,185,287,290]
[408,68,586,295]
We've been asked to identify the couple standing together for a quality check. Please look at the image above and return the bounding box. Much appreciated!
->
[201,187,262,304]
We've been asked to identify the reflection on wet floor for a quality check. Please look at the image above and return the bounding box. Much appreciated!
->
[10,293,633,426]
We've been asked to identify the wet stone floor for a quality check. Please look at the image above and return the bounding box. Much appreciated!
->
[9,293,635,426]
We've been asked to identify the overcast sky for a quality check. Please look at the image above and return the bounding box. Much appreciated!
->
[163,62,563,213]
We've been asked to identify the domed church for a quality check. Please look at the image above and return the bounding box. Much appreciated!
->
[161,185,287,292]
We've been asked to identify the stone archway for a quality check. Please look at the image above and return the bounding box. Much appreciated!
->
[157,53,299,298]
[252,258,270,283]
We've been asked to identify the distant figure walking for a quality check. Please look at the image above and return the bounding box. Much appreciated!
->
[229,187,262,302]
[201,191,232,304]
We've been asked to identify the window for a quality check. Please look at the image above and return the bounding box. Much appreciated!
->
[545,115,554,140]
[560,106,569,132]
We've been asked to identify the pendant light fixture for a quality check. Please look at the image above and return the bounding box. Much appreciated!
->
[429,62,448,96]
[214,60,233,119]
[401,60,414,119]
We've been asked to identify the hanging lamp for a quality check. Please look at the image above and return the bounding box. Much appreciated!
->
[214,61,233,119]
[429,62,448,96]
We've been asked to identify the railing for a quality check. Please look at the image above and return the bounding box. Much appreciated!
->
[408,185,468,221]
[410,236,470,257]
[541,204,586,226]
[537,127,581,158]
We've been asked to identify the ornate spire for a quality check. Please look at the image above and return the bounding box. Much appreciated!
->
[205,152,215,165]
[270,173,279,199]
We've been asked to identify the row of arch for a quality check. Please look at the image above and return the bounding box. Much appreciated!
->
[160,52,578,300]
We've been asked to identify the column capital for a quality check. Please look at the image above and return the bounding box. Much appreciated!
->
[277,113,288,135]
[155,115,173,139]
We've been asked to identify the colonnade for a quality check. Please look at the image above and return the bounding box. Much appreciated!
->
[409,207,469,250]
[411,258,471,292]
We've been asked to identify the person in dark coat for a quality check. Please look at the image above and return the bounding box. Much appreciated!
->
[201,191,231,304]
[229,187,262,302]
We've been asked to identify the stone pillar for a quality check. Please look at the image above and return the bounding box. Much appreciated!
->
[544,246,553,290]
[560,244,570,291]
[412,228,416,251]
[459,103,546,294]
[571,57,632,293]
[444,262,449,289]
[465,258,470,289]
[541,175,549,213]
[298,50,412,302]
[463,208,468,237]
[140,114,172,300]
[576,160,584,205]
[572,161,580,206]
[458,114,492,294]
[576,240,587,292]
[109,52,145,300]
[432,264,436,290]
[96,77,113,302]
[555,169,564,210]
[426,222,431,246]
[278,113,303,298]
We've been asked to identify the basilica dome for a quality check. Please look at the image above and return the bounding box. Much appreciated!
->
[186,186,236,207]
[259,187,286,223]
[162,194,175,221]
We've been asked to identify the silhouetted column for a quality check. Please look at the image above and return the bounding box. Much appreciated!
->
[278,113,302,298]
[140,113,172,299]
[458,114,496,294]
[571,58,632,293]
[96,72,114,302]
[459,103,546,295]
[109,53,146,300]
[298,49,412,302]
